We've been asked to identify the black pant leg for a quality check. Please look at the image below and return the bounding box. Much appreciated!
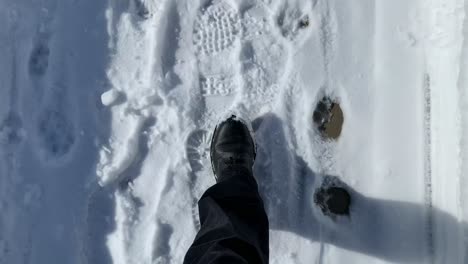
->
[184,167,269,264]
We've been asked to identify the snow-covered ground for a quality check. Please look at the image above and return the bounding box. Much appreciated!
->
[1,0,467,263]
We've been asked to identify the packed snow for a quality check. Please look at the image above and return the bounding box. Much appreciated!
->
[1,0,467,263]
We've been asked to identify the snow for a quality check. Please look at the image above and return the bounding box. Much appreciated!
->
[101,89,121,107]
[0,0,467,263]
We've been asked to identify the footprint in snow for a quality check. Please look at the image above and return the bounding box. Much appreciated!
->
[35,88,76,163]
[192,0,243,124]
[186,129,214,229]
[37,109,76,159]
[193,1,241,56]
[239,5,289,115]
[28,34,50,77]
[0,112,24,149]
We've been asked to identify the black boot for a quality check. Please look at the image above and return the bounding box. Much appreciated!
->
[210,115,256,181]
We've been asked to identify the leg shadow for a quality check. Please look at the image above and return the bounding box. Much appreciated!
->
[253,113,464,263]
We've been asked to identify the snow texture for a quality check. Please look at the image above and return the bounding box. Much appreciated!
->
[0,0,467,263]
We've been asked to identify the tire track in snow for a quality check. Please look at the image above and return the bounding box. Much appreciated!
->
[421,1,465,262]
[423,73,435,263]
[456,1,468,260]
[315,3,337,260]
[319,0,335,88]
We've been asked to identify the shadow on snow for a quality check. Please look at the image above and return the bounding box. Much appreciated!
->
[253,113,460,263]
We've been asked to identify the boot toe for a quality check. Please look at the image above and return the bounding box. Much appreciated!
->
[210,116,256,180]
[214,117,253,151]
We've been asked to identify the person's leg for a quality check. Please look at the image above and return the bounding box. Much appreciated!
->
[184,167,269,264]
[184,116,269,264]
